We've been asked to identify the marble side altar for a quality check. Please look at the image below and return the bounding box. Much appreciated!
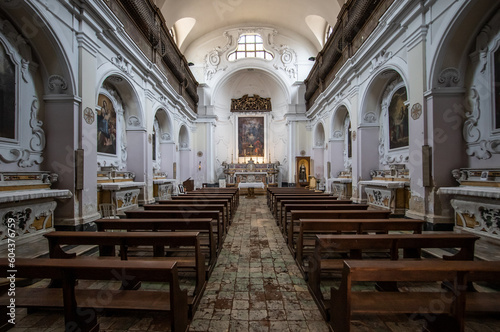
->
[326,170,352,199]
[97,168,144,213]
[0,171,72,247]
[438,168,500,241]
[358,166,410,215]
[153,172,175,201]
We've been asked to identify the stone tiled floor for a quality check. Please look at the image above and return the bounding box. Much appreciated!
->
[5,195,500,331]
[188,195,330,332]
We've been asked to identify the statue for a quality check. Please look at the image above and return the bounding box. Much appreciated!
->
[299,162,307,182]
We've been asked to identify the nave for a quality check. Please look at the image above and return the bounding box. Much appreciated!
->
[5,194,500,332]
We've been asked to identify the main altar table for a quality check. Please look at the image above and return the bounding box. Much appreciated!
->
[238,182,265,198]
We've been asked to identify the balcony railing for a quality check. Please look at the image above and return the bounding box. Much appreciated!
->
[304,0,394,111]
[105,0,199,113]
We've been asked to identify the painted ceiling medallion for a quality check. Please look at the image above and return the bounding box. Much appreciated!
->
[83,107,95,124]
[300,150,306,156]
[197,151,203,157]
[411,103,422,120]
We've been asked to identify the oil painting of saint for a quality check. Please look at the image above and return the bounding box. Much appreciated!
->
[388,87,409,149]
[97,94,117,154]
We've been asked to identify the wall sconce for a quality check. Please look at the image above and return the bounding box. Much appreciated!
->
[308,57,316,61]
[198,161,202,170]
[188,62,194,66]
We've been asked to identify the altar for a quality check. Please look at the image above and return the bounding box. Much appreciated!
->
[97,168,145,213]
[222,158,279,193]
[238,182,265,198]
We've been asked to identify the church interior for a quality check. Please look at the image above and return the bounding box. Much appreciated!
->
[1,0,500,331]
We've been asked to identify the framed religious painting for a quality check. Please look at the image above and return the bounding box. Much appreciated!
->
[296,156,310,187]
[97,94,117,155]
[388,87,409,149]
[238,116,265,158]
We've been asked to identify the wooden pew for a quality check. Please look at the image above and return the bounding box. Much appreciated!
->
[295,218,426,267]
[176,194,236,213]
[280,203,366,234]
[307,232,478,318]
[94,218,217,274]
[266,188,315,207]
[44,231,206,316]
[267,189,323,208]
[125,210,224,249]
[160,198,232,225]
[271,193,330,216]
[287,210,392,245]
[189,188,239,206]
[274,195,341,218]
[144,203,228,233]
[0,258,188,332]
[283,210,391,246]
[277,199,351,226]
[330,260,500,332]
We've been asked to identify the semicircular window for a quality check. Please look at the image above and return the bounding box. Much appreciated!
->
[228,34,274,61]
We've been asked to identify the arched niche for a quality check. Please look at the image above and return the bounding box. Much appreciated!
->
[153,108,175,177]
[178,124,192,183]
[312,121,326,182]
[96,74,145,171]
[358,69,409,173]
[330,105,352,173]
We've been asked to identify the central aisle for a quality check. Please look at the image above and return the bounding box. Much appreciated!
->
[188,195,330,332]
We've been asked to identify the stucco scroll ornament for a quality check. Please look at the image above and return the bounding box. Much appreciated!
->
[204,32,232,81]
[272,45,298,79]
[369,49,392,73]
[437,67,461,87]
[475,26,490,74]
[0,99,45,167]
[363,112,377,123]
[463,87,500,159]
[127,115,142,128]
[463,88,481,144]
[332,130,343,139]
[111,54,134,77]
[161,133,172,142]
[48,75,68,94]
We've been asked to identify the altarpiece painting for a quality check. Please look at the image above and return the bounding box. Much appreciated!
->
[388,87,409,149]
[97,94,117,155]
[238,117,264,157]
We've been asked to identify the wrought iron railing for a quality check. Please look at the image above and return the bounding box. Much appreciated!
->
[105,0,199,113]
[304,0,394,111]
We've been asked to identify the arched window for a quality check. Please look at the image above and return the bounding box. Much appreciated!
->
[228,34,274,61]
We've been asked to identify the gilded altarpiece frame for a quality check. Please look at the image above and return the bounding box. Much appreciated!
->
[231,94,271,162]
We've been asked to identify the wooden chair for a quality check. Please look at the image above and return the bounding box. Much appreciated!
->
[98,203,118,219]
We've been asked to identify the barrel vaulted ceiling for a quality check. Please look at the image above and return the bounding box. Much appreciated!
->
[155,0,345,53]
